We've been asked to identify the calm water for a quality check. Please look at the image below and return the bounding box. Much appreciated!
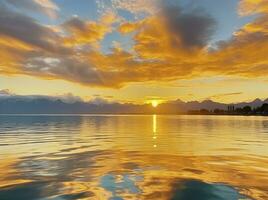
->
[0,115,268,200]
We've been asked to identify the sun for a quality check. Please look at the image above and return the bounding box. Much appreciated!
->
[151,100,159,108]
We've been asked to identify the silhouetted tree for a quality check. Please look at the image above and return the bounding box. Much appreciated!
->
[200,109,210,114]
[242,106,252,114]
[235,108,243,114]
[213,108,224,114]
[260,103,268,115]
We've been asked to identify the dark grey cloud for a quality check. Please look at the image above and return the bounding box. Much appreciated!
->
[63,17,88,32]
[0,5,117,87]
[50,58,103,85]
[0,4,69,54]
[21,55,106,87]
[162,6,216,49]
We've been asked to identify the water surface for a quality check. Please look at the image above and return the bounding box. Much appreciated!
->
[0,115,268,199]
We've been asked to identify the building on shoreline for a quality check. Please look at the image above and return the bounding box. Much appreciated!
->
[227,105,235,112]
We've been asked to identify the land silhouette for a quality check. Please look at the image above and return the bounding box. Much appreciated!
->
[1,94,268,115]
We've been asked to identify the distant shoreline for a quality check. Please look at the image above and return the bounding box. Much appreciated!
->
[0,113,267,116]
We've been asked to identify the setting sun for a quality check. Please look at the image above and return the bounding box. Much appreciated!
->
[151,100,159,108]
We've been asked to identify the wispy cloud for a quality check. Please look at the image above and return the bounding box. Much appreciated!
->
[207,92,243,99]
[4,0,59,18]
[1,0,268,89]
[96,0,160,17]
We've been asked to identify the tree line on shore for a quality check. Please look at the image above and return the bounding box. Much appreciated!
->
[188,103,268,115]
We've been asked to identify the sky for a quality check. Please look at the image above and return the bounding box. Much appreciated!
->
[0,0,268,104]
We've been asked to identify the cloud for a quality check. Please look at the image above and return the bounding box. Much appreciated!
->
[54,93,83,103]
[163,6,216,49]
[96,0,160,17]
[205,0,268,78]
[238,0,268,16]
[89,97,111,105]
[0,4,71,76]
[0,5,68,53]
[0,90,83,103]
[2,0,268,89]
[20,55,106,87]
[0,5,108,87]
[0,89,12,96]
[118,6,216,62]
[0,5,115,88]
[62,13,116,47]
[5,0,59,18]
[207,92,243,99]
[115,1,268,85]
[111,0,160,15]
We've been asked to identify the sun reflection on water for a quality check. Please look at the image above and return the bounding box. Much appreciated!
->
[153,115,157,148]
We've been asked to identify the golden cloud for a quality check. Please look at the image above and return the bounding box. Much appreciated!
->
[238,0,268,16]
[1,1,268,88]
[63,12,117,47]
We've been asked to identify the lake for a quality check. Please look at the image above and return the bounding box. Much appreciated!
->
[0,115,268,199]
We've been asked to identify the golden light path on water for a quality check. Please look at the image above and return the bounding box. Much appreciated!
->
[0,115,268,199]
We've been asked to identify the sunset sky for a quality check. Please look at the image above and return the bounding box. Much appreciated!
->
[1,0,268,104]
